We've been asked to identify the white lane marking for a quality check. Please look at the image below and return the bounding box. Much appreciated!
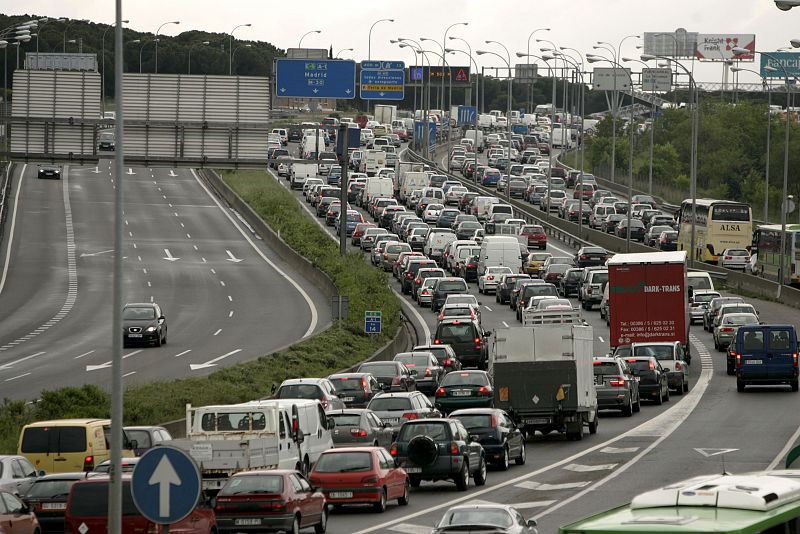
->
[79,249,114,258]
[509,500,557,509]
[123,371,136,378]
[180,222,185,228]
[516,480,591,491]
[143,268,147,274]
[598,336,605,343]
[147,281,152,287]
[213,329,222,336]
[563,462,618,473]
[0,163,26,298]
[174,212,179,217]
[125,220,128,225]
[189,348,242,370]
[769,423,800,470]
[74,350,95,360]
[355,338,715,534]
[547,239,575,256]
[128,231,133,237]
[173,350,192,358]
[388,525,430,534]
[186,233,191,238]
[228,295,233,302]
[201,257,207,263]
[220,280,226,287]
[163,249,180,262]
[228,311,234,318]
[193,245,198,251]
[502,321,509,328]
[5,372,31,382]
[192,169,318,338]
[86,349,144,371]
[226,250,243,263]
[0,352,45,370]
[210,268,216,274]
[601,446,640,454]
[484,305,493,312]
[133,243,137,249]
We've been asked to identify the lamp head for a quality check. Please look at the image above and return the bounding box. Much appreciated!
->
[791,38,800,48]
[764,65,778,73]
[731,46,751,57]
[475,50,488,56]
[776,0,800,10]
[202,41,210,45]
[640,54,656,61]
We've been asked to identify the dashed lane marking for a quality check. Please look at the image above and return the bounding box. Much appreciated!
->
[601,446,640,454]
[516,480,592,491]
[563,462,618,473]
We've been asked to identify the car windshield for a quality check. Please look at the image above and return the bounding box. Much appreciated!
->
[399,423,449,441]
[123,307,155,320]
[453,414,494,430]
[438,281,468,291]
[368,397,412,411]
[590,273,609,285]
[329,414,362,427]
[726,249,749,256]
[314,452,373,474]
[276,384,321,399]
[26,479,79,498]
[396,355,432,367]
[331,377,364,392]
[441,372,489,387]
[359,363,399,377]
[525,285,558,297]
[693,293,720,304]
[438,324,476,342]
[439,508,513,528]
[688,276,712,290]
[593,362,620,376]
[220,475,283,495]
[442,307,473,318]
[633,345,675,360]
[724,314,759,325]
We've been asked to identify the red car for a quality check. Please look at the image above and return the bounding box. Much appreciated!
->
[519,224,547,250]
[309,447,410,512]
[0,489,39,534]
[214,470,327,534]
[65,475,216,534]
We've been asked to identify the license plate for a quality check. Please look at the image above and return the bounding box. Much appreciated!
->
[42,502,66,510]
[235,519,261,526]
[746,360,763,365]
[453,390,472,396]
[384,418,399,425]
[405,467,422,473]
[341,397,355,402]
[524,418,550,425]
[128,333,142,338]
[329,491,353,499]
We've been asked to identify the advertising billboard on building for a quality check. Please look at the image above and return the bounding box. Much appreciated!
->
[592,67,631,91]
[643,30,698,58]
[760,51,800,78]
[695,34,755,61]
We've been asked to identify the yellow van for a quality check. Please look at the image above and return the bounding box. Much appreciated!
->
[18,419,135,474]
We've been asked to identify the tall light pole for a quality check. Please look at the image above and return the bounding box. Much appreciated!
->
[643,53,699,267]
[139,39,159,73]
[447,39,480,150]
[624,56,659,195]
[102,20,129,111]
[400,42,431,156]
[228,23,251,76]
[440,22,467,113]
[231,44,251,74]
[734,47,792,292]
[188,40,210,74]
[541,39,570,150]
[36,17,64,55]
[393,39,419,129]
[557,51,588,234]
[335,48,353,59]
[477,47,513,204]
[421,37,445,112]
[421,49,454,153]
[154,20,180,74]
[63,18,88,53]
[298,30,321,49]
[125,39,140,72]
[368,19,394,59]
[526,28,550,111]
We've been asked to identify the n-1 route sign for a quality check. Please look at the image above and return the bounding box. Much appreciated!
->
[360,60,405,100]
[364,310,382,334]
[275,59,356,99]
[132,446,201,525]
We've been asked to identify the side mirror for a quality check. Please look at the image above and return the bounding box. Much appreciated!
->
[484,331,492,338]
[37,470,46,477]
[527,519,538,528]
[327,416,335,430]
[208,497,217,508]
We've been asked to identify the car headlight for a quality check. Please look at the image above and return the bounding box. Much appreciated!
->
[146,326,157,332]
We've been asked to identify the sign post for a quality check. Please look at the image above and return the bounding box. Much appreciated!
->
[131,446,202,534]
[364,311,382,334]
[338,123,349,257]
[360,60,405,101]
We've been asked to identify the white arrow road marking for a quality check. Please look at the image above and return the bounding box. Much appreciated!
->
[127,168,136,175]
[225,250,243,263]
[0,352,45,370]
[92,166,100,174]
[86,350,143,371]
[80,249,114,258]
[149,455,182,518]
[600,446,640,454]
[508,500,557,509]
[163,249,180,262]
[189,349,242,371]
[388,525,430,534]
[694,448,739,458]
[515,480,591,491]
[563,463,618,473]
[169,170,178,177]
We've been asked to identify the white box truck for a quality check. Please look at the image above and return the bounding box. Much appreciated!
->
[400,171,431,202]
[491,319,598,441]
[363,177,394,206]
[362,149,387,176]
[396,161,424,197]
[290,162,319,190]
[374,104,397,125]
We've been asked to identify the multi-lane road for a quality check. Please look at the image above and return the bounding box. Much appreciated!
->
[0,160,329,399]
[273,140,800,533]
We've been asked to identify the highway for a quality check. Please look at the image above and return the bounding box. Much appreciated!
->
[0,161,329,399]
[274,139,800,533]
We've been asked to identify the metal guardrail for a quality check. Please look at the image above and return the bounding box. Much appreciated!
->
[0,161,14,255]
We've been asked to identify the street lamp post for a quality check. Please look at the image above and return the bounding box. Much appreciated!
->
[526,28,550,111]
[420,49,454,156]
[298,30,322,49]
[447,39,480,153]
[477,46,513,204]
[62,18,88,53]
[393,39,418,131]
[36,17,64,55]
[368,19,394,60]
[228,23,252,76]
[335,48,353,59]
[139,39,159,73]
[624,56,659,195]
[154,20,180,74]
[188,41,210,74]
[102,20,129,111]
[440,23,467,114]
[557,51,588,234]
[231,44,252,74]
[400,42,432,157]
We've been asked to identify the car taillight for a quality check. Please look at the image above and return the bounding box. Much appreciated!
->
[390,443,398,456]
[468,263,476,268]
[402,412,419,420]
[478,386,489,396]
[425,368,432,377]
[384,253,389,259]
[421,289,429,295]
[609,379,626,387]
[351,428,368,437]
[361,475,379,484]
[794,353,799,368]
[406,272,413,278]
[434,338,441,345]
[725,256,731,260]
[83,455,94,471]
[648,360,655,370]
[416,279,422,284]
[319,397,329,410]
[436,387,446,397]
[392,376,402,385]
[721,327,734,333]
[147,522,159,534]
[736,353,742,368]
[474,337,482,347]
[450,442,460,455]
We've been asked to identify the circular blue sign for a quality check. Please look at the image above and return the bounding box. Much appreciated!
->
[131,446,201,525]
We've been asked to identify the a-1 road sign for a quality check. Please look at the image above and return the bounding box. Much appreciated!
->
[131,446,202,525]
[360,60,405,100]
[364,310,382,334]
[275,59,356,99]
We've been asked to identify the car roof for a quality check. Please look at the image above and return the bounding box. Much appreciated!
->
[448,407,502,416]
[280,378,325,385]
[373,391,420,398]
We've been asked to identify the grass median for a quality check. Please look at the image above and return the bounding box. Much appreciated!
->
[0,169,400,453]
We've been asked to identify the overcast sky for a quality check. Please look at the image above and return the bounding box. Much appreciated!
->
[5,0,800,86]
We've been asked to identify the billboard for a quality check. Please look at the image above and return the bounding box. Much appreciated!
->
[641,68,672,92]
[643,30,698,58]
[24,52,98,72]
[761,51,800,78]
[409,65,470,83]
[695,34,755,61]
[592,67,631,91]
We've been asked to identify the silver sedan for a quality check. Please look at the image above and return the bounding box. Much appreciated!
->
[329,409,394,448]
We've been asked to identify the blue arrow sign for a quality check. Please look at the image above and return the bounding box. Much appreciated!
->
[131,446,201,525]
[360,60,405,101]
[457,106,476,125]
[276,59,356,99]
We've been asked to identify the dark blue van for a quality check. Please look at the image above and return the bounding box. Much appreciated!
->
[733,324,798,392]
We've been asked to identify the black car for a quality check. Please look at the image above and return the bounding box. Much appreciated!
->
[449,408,526,470]
[122,302,167,347]
[401,259,438,294]
[575,246,609,268]
[23,473,91,533]
[616,219,646,241]
[624,356,670,405]
[496,274,530,305]
[601,213,625,233]
[559,268,583,298]
[431,277,469,312]
[391,418,487,491]
[456,254,480,282]
[327,372,382,407]
[657,230,679,251]
[434,370,494,414]
[413,344,462,374]
[393,351,445,394]
[434,319,490,370]
[287,124,303,142]
[37,165,62,179]
[357,361,416,392]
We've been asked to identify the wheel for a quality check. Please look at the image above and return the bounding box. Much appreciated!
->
[291,516,300,534]
[793,380,799,392]
[683,380,689,393]
[655,390,664,405]
[727,363,735,376]
[633,395,641,413]
[515,442,526,465]
[588,416,598,435]
[314,509,328,533]
[499,446,510,471]
[373,488,387,513]
[737,380,745,392]
[674,379,684,396]
[473,457,487,486]
[398,480,410,506]
[154,332,162,347]
[622,396,633,417]
[409,475,421,488]
[455,461,469,491]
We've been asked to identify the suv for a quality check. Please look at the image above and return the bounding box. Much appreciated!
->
[433,319,489,370]
[390,419,487,491]
[430,277,469,312]
[579,269,608,310]
[632,342,690,394]
[275,378,345,412]
[592,357,641,416]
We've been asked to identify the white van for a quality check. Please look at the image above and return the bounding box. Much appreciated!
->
[424,229,457,262]
[401,171,431,201]
[271,128,288,145]
[363,177,393,206]
[478,236,523,276]
[421,187,445,202]
[301,134,326,157]
[472,196,501,221]
[362,149,387,176]
[487,204,514,220]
